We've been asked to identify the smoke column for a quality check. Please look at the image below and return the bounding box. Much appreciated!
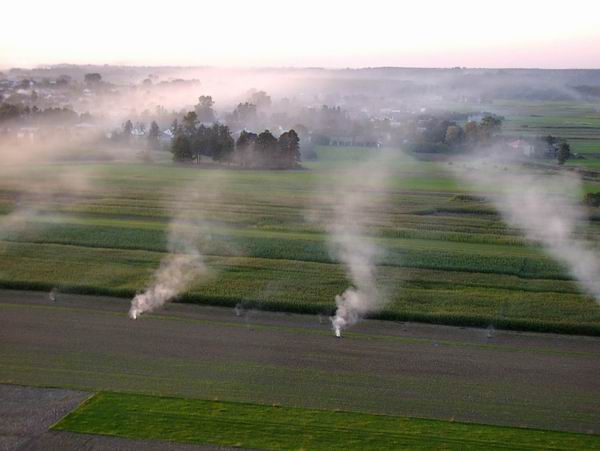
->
[321,153,394,337]
[129,182,218,319]
[455,157,600,304]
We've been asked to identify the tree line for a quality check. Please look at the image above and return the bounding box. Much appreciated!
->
[170,111,300,169]
[401,114,504,154]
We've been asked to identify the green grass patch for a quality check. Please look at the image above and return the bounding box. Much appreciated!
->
[54,392,600,450]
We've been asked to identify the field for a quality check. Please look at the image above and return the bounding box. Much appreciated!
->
[2,290,600,448]
[1,148,600,334]
[53,392,600,450]
[488,100,600,158]
[2,107,600,448]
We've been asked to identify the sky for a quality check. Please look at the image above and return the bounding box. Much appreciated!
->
[1,0,600,69]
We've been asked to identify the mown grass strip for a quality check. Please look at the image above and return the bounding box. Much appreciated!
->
[53,392,600,450]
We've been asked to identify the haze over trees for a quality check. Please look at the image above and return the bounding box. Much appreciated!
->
[195,96,216,123]
[170,107,299,168]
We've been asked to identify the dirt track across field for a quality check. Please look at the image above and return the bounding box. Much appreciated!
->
[1,289,599,435]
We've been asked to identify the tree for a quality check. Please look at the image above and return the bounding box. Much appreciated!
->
[278,129,301,168]
[84,73,102,84]
[211,124,235,163]
[122,120,133,142]
[170,119,181,136]
[479,115,502,143]
[230,102,257,125]
[195,96,215,123]
[182,111,198,135]
[464,121,479,145]
[249,90,271,109]
[235,130,257,167]
[171,135,193,162]
[255,130,278,168]
[444,125,464,146]
[148,121,160,147]
[557,142,572,165]
[192,124,211,163]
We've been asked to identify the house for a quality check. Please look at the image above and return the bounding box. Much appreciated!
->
[160,129,175,142]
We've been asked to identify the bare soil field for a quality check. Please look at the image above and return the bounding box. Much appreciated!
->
[1,289,599,435]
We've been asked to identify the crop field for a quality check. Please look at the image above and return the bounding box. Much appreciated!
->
[53,392,600,450]
[490,101,600,158]
[2,133,600,448]
[1,149,600,334]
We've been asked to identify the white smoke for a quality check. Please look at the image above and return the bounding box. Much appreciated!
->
[454,155,600,304]
[129,244,205,319]
[0,166,95,240]
[319,153,395,337]
[129,180,221,319]
[0,208,36,240]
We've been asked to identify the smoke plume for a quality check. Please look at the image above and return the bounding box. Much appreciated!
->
[454,155,600,304]
[317,153,394,336]
[129,180,221,319]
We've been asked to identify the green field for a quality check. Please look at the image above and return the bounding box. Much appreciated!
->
[1,152,600,334]
[54,392,600,450]
[486,100,600,157]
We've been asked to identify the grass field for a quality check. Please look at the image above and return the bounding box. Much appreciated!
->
[54,392,600,450]
[1,149,600,334]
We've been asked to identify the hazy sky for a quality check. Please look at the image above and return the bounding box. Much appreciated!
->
[2,0,600,69]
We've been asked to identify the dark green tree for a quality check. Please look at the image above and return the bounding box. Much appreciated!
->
[256,130,278,168]
[235,130,258,167]
[192,124,210,163]
[211,124,235,163]
[171,135,193,162]
[278,129,301,168]
[182,111,198,135]
[557,142,572,165]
